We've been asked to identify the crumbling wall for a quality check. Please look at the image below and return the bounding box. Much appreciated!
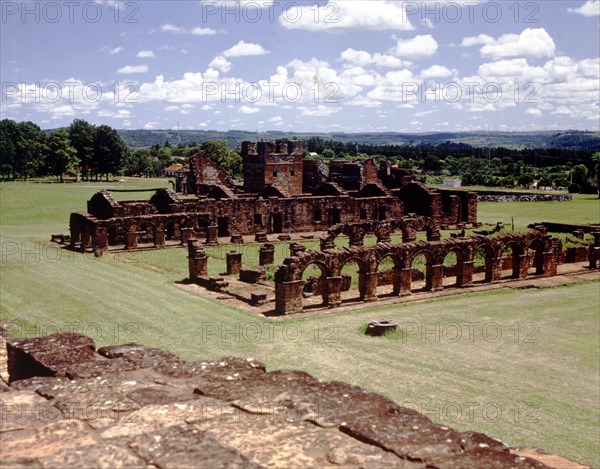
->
[187,150,234,196]
[0,329,552,468]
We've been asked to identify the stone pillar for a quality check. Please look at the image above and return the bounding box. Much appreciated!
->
[361,271,379,302]
[376,231,391,244]
[181,227,194,244]
[323,276,342,308]
[95,226,108,252]
[320,237,335,251]
[125,230,138,250]
[70,224,80,249]
[431,264,444,291]
[255,232,268,243]
[457,261,474,287]
[391,269,402,295]
[492,257,503,281]
[402,229,417,243]
[515,254,529,279]
[226,251,242,275]
[290,242,306,257]
[349,232,364,247]
[275,280,304,315]
[259,243,275,266]
[542,251,556,276]
[590,232,600,269]
[485,257,495,282]
[399,268,412,296]
[154,228,166,247]
[188,239,208,279]
[427,230,441,242]
[80,226,91,251]
[206,225,219,245]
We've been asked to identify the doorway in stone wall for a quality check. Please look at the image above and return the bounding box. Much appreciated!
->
[217,217,229,237]
[272,213,283,233]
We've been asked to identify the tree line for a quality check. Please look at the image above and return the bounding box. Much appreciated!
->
[0,118,243,182]
[305,137,600,194]
[0,119,129,182]
[1,118,597,194]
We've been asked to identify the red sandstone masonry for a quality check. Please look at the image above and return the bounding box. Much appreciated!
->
[0,330,560,468]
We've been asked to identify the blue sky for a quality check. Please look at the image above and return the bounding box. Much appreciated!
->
[1,0,599,132]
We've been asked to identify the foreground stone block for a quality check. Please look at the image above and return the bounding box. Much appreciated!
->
[7,333,96,382]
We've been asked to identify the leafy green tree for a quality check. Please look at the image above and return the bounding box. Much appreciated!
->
[47,129,79,182]
[200,140,242,179]
[68,119,95,181]
[14,121,47,179]
[0,119,18,178]
[571,164,589,186]
[124,148,156,176]
[518,174,534,187]
[93,125,130,181]
[591,152,600,198]
[321,148,335,159]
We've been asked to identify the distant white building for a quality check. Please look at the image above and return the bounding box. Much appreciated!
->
[443,178,462,187]
[162,163,184,177]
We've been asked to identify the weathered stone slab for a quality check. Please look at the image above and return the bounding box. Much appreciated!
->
[0,391,63,432]
[195,413,418,469]
[0,420,97,461]
[7,333,96,382]
[38,443,147,469]
[97,343,182,369]
[127,424,257,469]
[426,446,549,468]
[99,397,230,440]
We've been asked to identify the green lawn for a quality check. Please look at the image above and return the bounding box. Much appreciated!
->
[1,179,599,466]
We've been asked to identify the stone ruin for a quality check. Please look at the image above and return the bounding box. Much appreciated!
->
[183,227,600,315]
[66,140,478,253]
[0,327,570,468]
[273,230,562,314]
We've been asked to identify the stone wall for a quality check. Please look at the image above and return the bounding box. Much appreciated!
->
[0,328,556,468]
[478,191,573,202]
[186,150,234,196]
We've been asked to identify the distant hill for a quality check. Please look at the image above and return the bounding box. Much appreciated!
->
[117,129,600,151]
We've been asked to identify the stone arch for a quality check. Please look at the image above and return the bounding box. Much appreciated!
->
[165,219,181,242]
[137,221,155,244]
[376,252,402,297]
[472,242,495,284]
[410,249,436,292]
[300,261,330,308]
[340,256,369,302]
[499,240,523,279]
[442,247,463,288]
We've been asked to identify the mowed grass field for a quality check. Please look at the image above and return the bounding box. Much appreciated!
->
[1,179,599,466]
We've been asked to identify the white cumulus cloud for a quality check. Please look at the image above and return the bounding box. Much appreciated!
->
[568,0,600,16]
[116,65,148,74]
[209,56,232,72]
[160,24,220,36]
[223,40,269,57]
[478,28,556,59]
[239,105,260,114]
[137,50,155,58]
[340,48,408,68]
[279,1,414,32]
[394,35,438,58]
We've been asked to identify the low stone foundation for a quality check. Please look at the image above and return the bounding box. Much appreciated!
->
[478,191,573,202]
